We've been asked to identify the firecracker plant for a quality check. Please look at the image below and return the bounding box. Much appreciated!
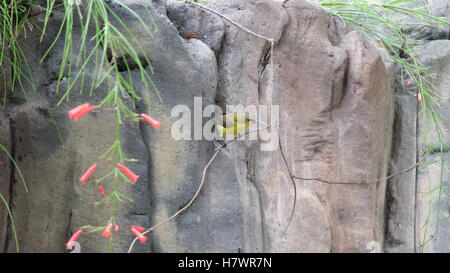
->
[65,103,160,250]
[1,0,162,252]
[51,0,162,250]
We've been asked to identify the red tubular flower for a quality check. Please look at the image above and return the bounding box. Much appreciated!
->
[406,80,413,87]
[102,223,113,238]
[68,103,96,122]
[131,227,148,244]
[417,93,422,103]
[79,163,98,184]
[66,229,82,249]
[117,164,139,183]
[99,185,105,197]
[68,104,88,118]
[114,224,119,232]
[131,225,145,233]
[139,114,161,129]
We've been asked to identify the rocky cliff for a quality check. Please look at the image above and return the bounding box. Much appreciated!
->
[0,0,448,253]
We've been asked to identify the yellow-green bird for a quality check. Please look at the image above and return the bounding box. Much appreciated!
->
[215,113,255,135]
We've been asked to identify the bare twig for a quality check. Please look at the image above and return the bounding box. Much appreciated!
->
[127,145,222,253]
[291,157,425,185]
[280,141,425,232]
[278,137,297,233]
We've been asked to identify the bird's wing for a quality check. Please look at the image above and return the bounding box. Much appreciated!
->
[217,122,250,135]
[222,113,249,127]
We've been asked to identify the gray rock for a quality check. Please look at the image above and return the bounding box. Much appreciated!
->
[415,40,450,253]
[416,152,450,253]
[207,0,395,252]
[385,37,450,254]
[416,40,450,149]
[0,114,12,252]
[167,1,225,55]
[0,0,417,253]
[399,0,450,42]
[384,67,418,253]
[118,2,246,252]
[2,3,151,253]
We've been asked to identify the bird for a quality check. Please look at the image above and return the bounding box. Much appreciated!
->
[215,113,256,135]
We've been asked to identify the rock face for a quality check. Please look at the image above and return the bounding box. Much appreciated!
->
[0,1,152,253]
[399,0,450,42]
[168,0,394,253]
[0,114,12,250]
[4,0,449,253]
[384,34,450,253]
[415,41,450,253]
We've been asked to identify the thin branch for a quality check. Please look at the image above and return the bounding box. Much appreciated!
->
[278,137,297,233]
[186,1,275,44]
[127,145,222,253]
[291,157,425,185]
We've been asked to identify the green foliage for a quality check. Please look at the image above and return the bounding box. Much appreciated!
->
[40,0,160,110]
[0,0,161,252]
[39,0,161,251]
[0,193,19,252]
[317,0,449,145]
[0,0,37,105]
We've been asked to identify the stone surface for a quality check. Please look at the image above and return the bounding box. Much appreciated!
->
[0,114,12,251]
[167,1,225,55]
[399,0,450,42]
[415,40,450,253]
[116,1,246,252]
[205,0,290,253]
[384,38,450,253]
[205,0,394,252]
[0,0,417,253]
[416,40,450,148]
[384,67,418,253]
[2,2,151,253]
[416,153,450,253]
[330,31,394,252]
